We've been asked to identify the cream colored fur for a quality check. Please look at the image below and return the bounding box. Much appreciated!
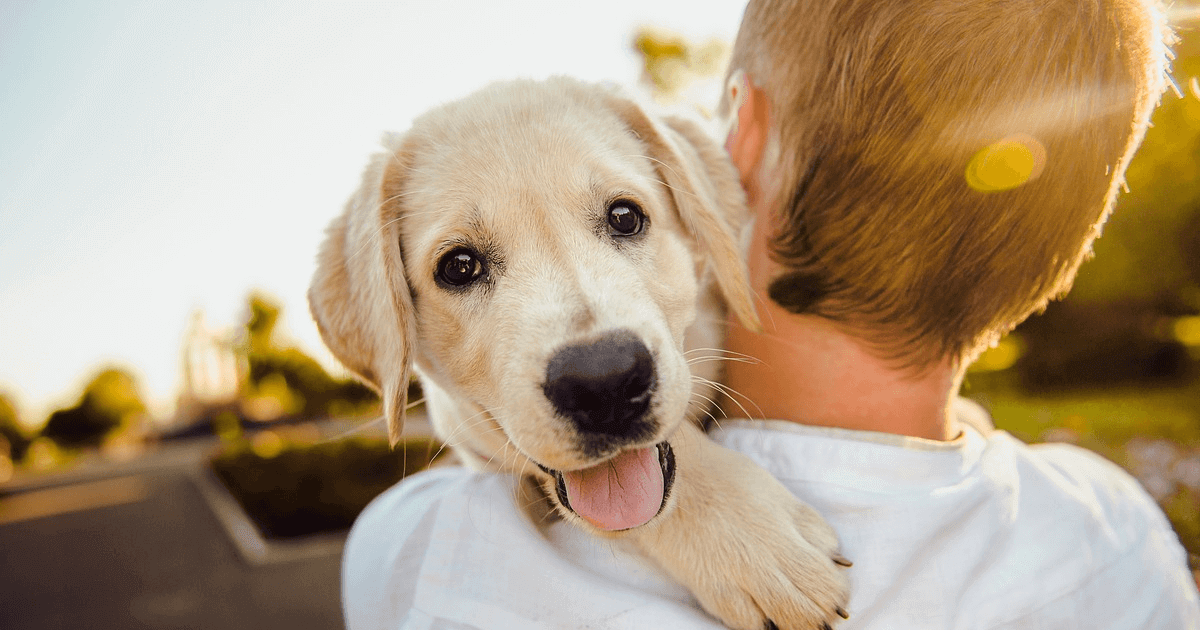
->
[310,77,849,629]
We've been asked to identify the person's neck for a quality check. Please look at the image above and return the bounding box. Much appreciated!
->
[720,311,963,440]
[721,145,961,440]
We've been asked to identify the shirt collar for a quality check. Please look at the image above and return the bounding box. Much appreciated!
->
[708,397,993,492]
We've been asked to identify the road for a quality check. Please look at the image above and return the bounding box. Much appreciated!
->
[0,414,430,630]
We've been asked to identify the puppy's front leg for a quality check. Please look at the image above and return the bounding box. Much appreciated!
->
[630,422,851,630]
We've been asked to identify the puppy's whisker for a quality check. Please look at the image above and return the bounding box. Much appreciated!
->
[536,510,560,527]
[488,440,521,473]
[742,327,837,356]
[694,403,722,429]
[714,385,763,421]
[635,154,705,204]
[442,424,505,451]
[426,441,453,464]
[689,389,722,410]
[440,418,503,451]
[444,405,524,474]
[687,355,760,366]
[697,376,747,405]
[385,206,442,220]
[684,347,762,363]
[693,375,764,421]
[317,395,427,447]
[687,389,727,430]
[345,214,406,264]
[512,480,556,521]
[348,203,451,266]
[434,410,501,452]
[318,413,386,445]
[345,199,448,269]
[378,189,422,207]
[427,414,500,457]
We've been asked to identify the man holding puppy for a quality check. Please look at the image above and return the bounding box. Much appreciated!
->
[342,0,1200,627]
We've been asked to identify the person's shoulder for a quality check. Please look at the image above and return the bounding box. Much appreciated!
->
[957,397,1161,531]
[360,465,500,518]
[342,466,725,630]
[345,465,524,561]
[972,431,1200,627]
[341,466,522,630]
[988,432,1169,542]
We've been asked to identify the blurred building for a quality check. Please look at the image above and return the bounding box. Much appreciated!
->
[175,309,244,427]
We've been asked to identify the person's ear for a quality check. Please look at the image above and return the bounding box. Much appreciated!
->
[723,70,770,195]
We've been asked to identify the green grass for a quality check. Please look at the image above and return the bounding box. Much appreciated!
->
[972,383,1200,446]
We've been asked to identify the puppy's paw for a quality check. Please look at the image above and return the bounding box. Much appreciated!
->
[684,499,852,630]
[634,423,851,630]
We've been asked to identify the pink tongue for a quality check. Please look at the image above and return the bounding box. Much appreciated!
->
[562,446,664,531]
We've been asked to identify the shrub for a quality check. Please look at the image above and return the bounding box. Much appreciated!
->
[211,435,446,539]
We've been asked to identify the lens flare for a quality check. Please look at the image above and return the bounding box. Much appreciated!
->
[1173,316,1200,347]
[965,134,1047,192]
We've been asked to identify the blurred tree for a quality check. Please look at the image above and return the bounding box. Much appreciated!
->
[0,392,30,462]
[41,368,146,449]
[245,293,282,354]
[239,292,377,421]
[633,27,728,105]
[1067,33,1200,306]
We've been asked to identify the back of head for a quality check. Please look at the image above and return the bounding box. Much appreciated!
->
[725,0,1172,367]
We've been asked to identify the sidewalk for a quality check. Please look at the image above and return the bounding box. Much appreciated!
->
[1,466,344,629]
[0,414,433,630]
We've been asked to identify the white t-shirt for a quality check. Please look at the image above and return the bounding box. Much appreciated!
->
[342,399,1200,629]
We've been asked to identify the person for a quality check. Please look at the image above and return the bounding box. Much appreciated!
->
[341,0,1200,628]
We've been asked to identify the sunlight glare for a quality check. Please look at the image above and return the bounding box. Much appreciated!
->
[965,134,1046,192]
[969,335,1025,372]
[1168,5,1200,24]
[1173,316,1200,346]
[251,430,285,459]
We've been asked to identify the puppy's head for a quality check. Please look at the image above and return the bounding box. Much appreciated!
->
[310,77,756,531]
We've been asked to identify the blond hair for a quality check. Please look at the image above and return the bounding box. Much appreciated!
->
[724,0,1172,366]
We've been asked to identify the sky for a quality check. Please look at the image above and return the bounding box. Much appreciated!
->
[0,0,748,426]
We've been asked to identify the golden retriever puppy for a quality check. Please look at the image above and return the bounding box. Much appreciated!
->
[310,77,850,629]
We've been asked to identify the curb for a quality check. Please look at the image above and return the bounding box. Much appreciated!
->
[188,466,347,566]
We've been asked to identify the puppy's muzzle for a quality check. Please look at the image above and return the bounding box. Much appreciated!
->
[542,329,656,441]
[536,330,674,531]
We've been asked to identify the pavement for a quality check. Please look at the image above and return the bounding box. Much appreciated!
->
[0,415,432,630]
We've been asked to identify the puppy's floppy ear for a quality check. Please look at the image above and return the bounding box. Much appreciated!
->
[309,136,418,446]
[609,97,761,330]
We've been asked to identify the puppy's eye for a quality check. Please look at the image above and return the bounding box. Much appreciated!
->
[607,201,645,236]
[436,248,485,287]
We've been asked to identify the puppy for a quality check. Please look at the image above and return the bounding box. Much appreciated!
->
[310,77,850,630]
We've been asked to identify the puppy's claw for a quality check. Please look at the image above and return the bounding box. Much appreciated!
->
[832,553,853,567]
[836,606,850,619]
[764,622,779,630]
[822,623,833,630]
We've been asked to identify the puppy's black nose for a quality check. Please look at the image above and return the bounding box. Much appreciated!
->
[543,331,655,438]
